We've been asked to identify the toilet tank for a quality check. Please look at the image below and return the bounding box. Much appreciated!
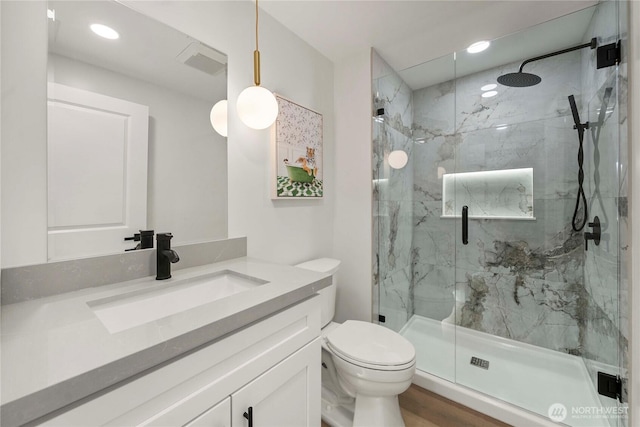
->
[295,258,341,327]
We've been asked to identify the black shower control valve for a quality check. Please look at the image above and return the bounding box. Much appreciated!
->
[584,216,601,251]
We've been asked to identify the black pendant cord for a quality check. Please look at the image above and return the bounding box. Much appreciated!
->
[572,125,588,232]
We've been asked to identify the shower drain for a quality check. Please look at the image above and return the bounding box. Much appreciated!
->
[470,356,490,370]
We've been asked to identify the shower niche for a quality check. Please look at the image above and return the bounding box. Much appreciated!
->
[441,168,534,219]
[373,1,628,426]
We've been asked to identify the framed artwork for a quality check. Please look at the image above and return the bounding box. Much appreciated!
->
[271,94,323,199]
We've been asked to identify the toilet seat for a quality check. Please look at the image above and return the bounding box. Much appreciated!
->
[326,320,416,371]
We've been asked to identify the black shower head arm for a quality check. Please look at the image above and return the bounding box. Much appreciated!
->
[518,37,597,73]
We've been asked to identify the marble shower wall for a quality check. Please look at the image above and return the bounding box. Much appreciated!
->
[579,0,629,407]
[372,50,415,332]
[412,50,588,354]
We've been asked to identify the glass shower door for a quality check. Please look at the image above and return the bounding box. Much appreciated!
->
[451,6,625,424]
[372,50,457,382]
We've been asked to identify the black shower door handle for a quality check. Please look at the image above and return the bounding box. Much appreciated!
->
[462,206,468,245]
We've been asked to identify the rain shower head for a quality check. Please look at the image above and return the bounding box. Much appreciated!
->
[497,72,541,87]
[497,38,597,88]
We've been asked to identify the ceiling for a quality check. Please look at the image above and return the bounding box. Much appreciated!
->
[49,0,227,103]
[260,0,599,74]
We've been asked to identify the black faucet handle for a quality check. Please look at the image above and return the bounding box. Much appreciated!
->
[124,233,141,242]
[139,230,154,249]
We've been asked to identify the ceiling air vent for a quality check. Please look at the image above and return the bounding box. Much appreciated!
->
[176,42,227,76]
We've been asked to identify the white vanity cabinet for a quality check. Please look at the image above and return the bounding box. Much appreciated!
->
[42,296,321,427]
[185,340,320,427]
[184,397,230,427]
[230,340,320,427]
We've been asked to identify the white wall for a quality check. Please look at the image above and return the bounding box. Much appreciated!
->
[125,2,335,266]
[332,50,373,323]
[1,1,48,267]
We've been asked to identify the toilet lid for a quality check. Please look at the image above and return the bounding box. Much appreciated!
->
[326,320,415,367]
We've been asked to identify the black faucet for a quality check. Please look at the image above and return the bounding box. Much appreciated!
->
[156,233,180,280]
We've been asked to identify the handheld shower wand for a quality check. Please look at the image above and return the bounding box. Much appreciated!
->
[568,95,589,231]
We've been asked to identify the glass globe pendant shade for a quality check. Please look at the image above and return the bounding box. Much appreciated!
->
[388,150,409,169]
[237,85,278,130]
[210,100,228,137]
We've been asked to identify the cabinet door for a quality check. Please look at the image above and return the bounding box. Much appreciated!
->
[232,338,321,427]
[184,397,230,427]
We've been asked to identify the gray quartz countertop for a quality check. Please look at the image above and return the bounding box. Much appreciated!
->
[0,257,331,427]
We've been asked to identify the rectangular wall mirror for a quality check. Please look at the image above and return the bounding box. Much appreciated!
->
[4,0,228,265]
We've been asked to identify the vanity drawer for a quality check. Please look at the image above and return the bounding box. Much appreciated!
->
[42,296,320,426]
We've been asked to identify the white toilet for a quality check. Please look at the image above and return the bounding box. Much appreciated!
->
[295,258,416,427]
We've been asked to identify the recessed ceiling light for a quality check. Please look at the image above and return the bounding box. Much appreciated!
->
[90,23,119,40]
[467,41,490,54]
[481,84,497,91]
[481,90,498,98]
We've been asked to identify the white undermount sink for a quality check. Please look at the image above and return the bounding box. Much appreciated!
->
[87,270,269,333]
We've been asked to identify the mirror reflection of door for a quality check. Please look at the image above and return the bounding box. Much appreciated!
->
[47,82,149,260]
[40,0,228,263]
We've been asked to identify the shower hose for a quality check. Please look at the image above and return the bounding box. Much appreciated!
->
[572,124,588,232]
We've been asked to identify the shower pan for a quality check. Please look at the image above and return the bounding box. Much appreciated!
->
[372,2,628,426]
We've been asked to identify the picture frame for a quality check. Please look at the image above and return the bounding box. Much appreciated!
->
[271,94,323,199]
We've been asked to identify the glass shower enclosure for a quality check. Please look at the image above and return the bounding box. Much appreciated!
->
[373,2,628,426]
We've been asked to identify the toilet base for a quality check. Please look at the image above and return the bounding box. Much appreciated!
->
[321,391,354,427]
[353,394,405,427]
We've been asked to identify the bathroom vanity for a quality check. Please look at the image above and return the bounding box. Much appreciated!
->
[0,257,330,426]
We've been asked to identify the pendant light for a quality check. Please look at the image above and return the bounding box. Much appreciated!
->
[210,99,228,137]
[237,0,278,130]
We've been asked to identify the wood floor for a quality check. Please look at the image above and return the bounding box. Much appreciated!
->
[321,384,511,427]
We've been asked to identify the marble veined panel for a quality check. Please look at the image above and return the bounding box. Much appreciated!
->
[454,199,583,276]
[372,50,413,136]
[455,117,579,201]
[442,168,534,219]
[379,263,413,332]
[377,200,414,274]
[412,262,456,321]
[412,135,457,202]
[413,80,455,140]
[456,266,582,354]
[584,77,621,201]
[584,196,620,326]
[455,52,581,133]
